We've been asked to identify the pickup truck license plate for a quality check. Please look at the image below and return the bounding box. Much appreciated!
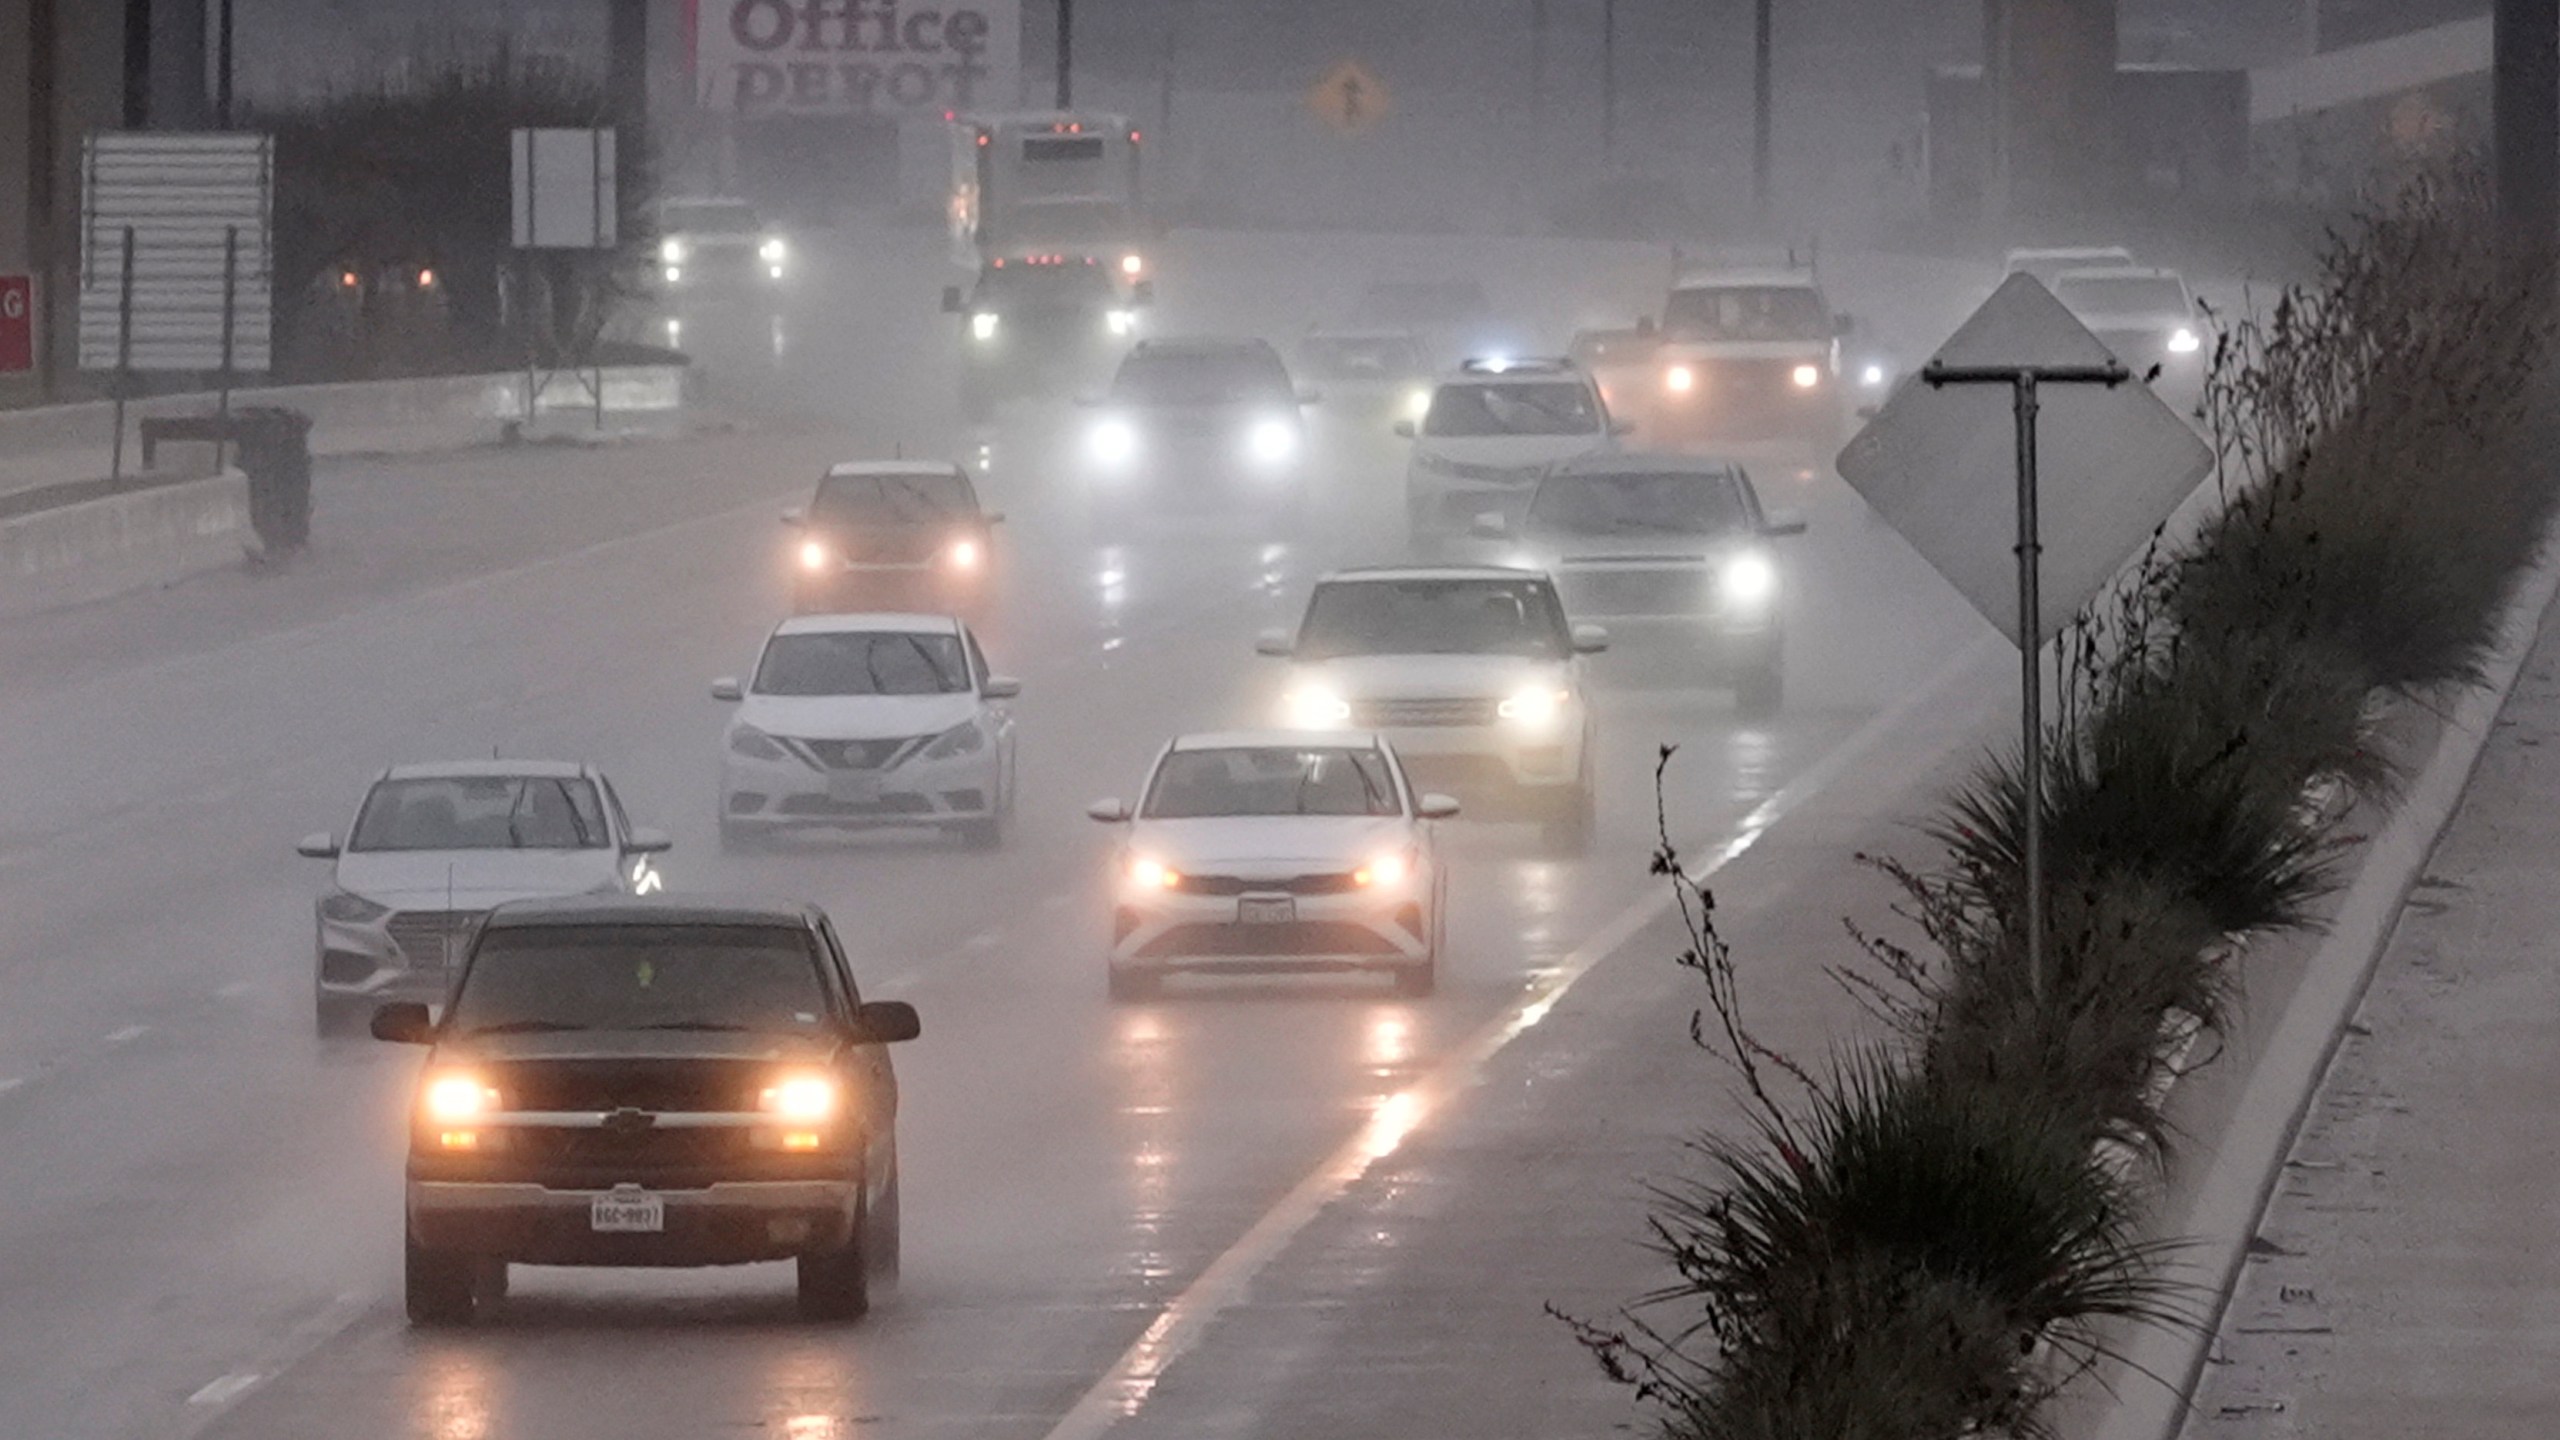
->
[591,1190,665,1233]
[1237,896,1296,925]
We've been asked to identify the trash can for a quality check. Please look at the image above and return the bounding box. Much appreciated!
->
[229,406,313,556]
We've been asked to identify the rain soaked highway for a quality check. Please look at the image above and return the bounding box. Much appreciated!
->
[0,226,1987,1440]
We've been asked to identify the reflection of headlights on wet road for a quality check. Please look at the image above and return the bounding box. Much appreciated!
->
[1106,308,1136,336]
[970,311,1000,342]
[2167,327,2201,354]
[1089,418,1136,464]
[1285,686,1352,728]
[1790,363,1822,390]
[1664,364,1696,394]
[1497,687,1570,728]
[1721,552,1778,609]
[1247,418,1297,465]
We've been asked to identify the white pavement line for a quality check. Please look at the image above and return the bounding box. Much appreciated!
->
[187,1372,261,1407]
[1036,635,2005,1440]
[102,1024,148,1045]
[0,1077,23,1098]
[2094,543,2560,1440]
[964,930,1004,951]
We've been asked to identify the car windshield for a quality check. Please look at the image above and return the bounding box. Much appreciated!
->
[1423,381,1601,438]
[2055,276,2189,315]
[1297,578,1571,660]
[1144,747,1403,819]
[976,263,1116,307]
[754,631,971,696]
[348,776,610,853]
[447,924,830,1036]
[1301,334,1422,378]
[1531,471,1751,537]
[1662,285,1830,342]
[811,472,975,527]
[1112,351,1293,406]
[661,201,760,234]
[2011,251,2134,285]
[1359,280,1490,326]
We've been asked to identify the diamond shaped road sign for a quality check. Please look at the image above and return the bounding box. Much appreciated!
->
[1835,272,2214,647]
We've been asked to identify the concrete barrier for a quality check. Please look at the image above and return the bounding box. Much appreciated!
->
[0,473,253,619]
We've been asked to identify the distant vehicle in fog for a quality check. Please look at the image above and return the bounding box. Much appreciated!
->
[1256,565,1606,850]
[942,255,1148,421]
[1086,731,1458,1000]
[296,762,671,1035]
[1480,454,1806,717]
[1639,247,1864,451]
[949,112,1150,280]
[1353,276,1506,368]
[1080,338,1316,530]
[1399,357,1624,547]
[712,615,1020,851]
[1296,326,1432,426]
[2050,266,2205,379]
[2003,244,2138,290]
[371,895,919,1325]
[653,196,789,295]
[783,461,1002,624]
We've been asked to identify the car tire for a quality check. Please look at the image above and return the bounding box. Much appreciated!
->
[796,1208,871,1321]
[866,1170,902,1292]
[1735,654,1784,720]
[1107,964,1160,1002]
[405,1235,478,1327]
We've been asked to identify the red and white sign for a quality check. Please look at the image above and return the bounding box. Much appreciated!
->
[0,276,31,374]
[692,0,1021,117]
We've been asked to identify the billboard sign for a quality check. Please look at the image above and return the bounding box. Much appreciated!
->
[77,133,274,374]
[693,0,1021,117]
[512,128,619,249]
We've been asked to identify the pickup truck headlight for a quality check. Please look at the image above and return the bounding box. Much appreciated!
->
[319,891,391,925]
[423,1071,500,1123]
[1498,687,1571,728]
[1721,552,1779,609]
[759,1073,838,1122]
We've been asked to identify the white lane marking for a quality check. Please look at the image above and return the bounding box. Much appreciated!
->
[187,1372,261,1407]
[1037,636,2006,1440]
[103,1024,149,1045]
[0,1077,23,1098]
[964,929,1004,952]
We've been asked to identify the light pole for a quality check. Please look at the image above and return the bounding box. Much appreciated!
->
[217,0,235,126]
[1752,0,1772,213]
[1600,0,1617,163]
[2495,0,2559,249]
[1057,0,1074,109]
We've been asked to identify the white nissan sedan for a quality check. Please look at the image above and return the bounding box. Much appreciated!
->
[1087,732,1459,1001]
[713,613,1020,851]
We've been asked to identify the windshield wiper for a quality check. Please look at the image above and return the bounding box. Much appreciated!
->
[467,1019,589,1035]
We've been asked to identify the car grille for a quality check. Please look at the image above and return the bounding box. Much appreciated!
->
[1173,871,1363,897]
[490,1059,767,1112]
[796,737,922,770]
[504,1125,749,1169]
[776,793,936,817]
[1558,567,1711,617]
[386,911,485,970]
[1137,920,1401,959]
[1351,697,1501,728]
[1439,457,1540,484]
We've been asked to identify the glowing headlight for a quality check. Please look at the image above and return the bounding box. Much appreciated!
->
[318,890,391,925]
[1353,851,1411,888]
[1664,364,1697,394]
[1497,686,1570,727]
[946,536,983,571]
[798,539,832,572]
[970,311,1000,341]
[1090,417,1137,464]
[1404,386,1433,423]
[1285,686,1353,728]
[423,1072,498,1123]
[1860,363,1887,388]
[1247,417,1297,464]
[1121,253,1145,276]
[659,238,686,264]
[759,236,788,263]
[2167,327,2201,354]
[1789,363,1822,390]
[663,265,683,284]
[1721,551,1779,608]
[728,724,788,762]
[1106,308,1136,336]
[759,1074,837,1122]
[1128,855,1181,890]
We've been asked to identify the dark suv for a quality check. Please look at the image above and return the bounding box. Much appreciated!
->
[783,461,1003,622]
[370,895,920,1325]
[1079,337,1316,528]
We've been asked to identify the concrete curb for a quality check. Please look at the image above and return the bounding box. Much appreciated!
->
[0,472,253,620]
[2089,538,2560,1440]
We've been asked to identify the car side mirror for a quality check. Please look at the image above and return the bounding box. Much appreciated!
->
[1253,628,1294,658]
[1761,508,1809,538]
[851,999,921,1044]
[1392,419,1417,439]
[1085,797,1132,823]
[296,830,340,859]
[370,1002,434,1044]
[941,285,964,314]
[1468,511,1509,539]
[982,675,1022,700]
[781,506,805,527]
[625,827,673,855]
[1417,793,1461,820]
[711,677,744,702]
[1571,623,1611,654]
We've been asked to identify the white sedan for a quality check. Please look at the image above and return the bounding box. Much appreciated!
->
[714,613,1020,850]
[1087,731,1459,1000]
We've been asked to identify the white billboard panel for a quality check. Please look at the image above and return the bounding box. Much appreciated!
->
[693,0,1021,117]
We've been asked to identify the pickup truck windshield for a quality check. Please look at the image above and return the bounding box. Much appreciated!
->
[448,925,831,1037]
[1297,578,1570,661]
[1662,286,1829,342]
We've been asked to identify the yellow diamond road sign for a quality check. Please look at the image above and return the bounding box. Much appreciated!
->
[1310,60,1388,133]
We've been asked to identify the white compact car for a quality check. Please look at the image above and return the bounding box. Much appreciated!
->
[1257,566,1605,849]
[1087,731,1459,1000]
[2050,265,2206,379]
[714,613,1020,851]
[296,761,671,1034]
[1398,357,1624,546]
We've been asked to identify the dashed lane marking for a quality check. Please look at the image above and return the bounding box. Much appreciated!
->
[187,1373,261,1407]
[103,1024,149,1045]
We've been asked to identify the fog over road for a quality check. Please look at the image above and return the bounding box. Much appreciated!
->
[0,225,1989,1440]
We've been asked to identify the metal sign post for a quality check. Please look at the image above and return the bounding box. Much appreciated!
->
[1921,360,2127,1000]
[215,225,239,472]
[110,226,135,481]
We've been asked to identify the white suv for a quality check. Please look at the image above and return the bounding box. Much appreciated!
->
[1397,358,1622,547]
[1256,566,1605,850]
